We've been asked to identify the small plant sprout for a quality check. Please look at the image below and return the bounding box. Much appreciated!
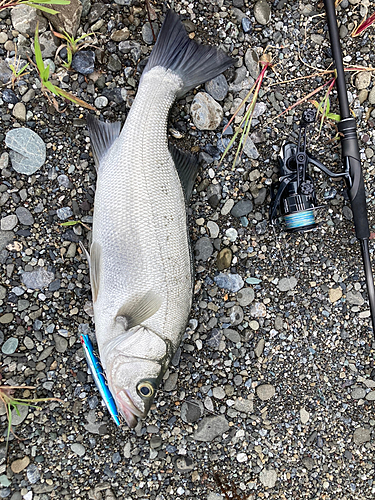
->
[0,384,61,454]
[8,48,29,88]
[60,219,91,231]
[53,30,96,69]
[31,24,95,111]
[310,77,340,134]
[220,53,272,168]
[0,0,70,14]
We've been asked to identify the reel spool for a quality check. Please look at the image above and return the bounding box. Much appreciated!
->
[269,109,347,232]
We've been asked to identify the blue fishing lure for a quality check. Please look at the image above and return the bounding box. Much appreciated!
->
[80,334,120,426]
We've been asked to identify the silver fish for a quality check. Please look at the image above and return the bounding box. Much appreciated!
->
[85,10,233,427]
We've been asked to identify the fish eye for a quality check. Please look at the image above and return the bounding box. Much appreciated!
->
[137,382,154,398]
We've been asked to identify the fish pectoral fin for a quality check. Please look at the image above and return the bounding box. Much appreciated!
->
[90,242,102,303]
[86,114,122,170]
[169,145,200,201]
[79,241,91,266]
[115,291,163,330]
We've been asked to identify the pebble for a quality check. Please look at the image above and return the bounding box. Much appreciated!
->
[71,443,86,457]
[22,267,54,290]
[369,86,375,105]
[57,207,73,220]
[225,228,238,242]
[221,198,234,215]
[351,387,366,399]
[5,128,46,175]
[111,28,130,42]
[329,287,342,303]
[194,237,213,261]
[12,102,26,121]
[204,74,228,101]
[11,457,30,474]
[244,48,259,79]
[1,336,18,354]
[256,384,275,401]
[190,92,223,131]
[71,50,95,75]
[11,5,47,36]
[0,313,13,324]
[300,408,310,424]
[237,452,248,463]
[355,71,371,90]
[15,207,34,225]
[237,287,254,306]
[214,272,244,292]
[36,31,58,58]
[222,329,239,344]
[2,88,18,104]
[243,137,259,159]
[108,54,122,72]
[353,427,371,445]
[53,333,68,353]
[241,17,252,33]
[193,415,229,442]
[277,277,297,291]
[230,305,243,326]
[94,96,108,109]
[346,290,364,306]
[1,214,18,231]
[207,220,219,238]
[250,302,267,318]
[180,400,204,423]
[163,372,178,392]
[234,398,253,413]
[26,464,40,484]
[254,338,265,357]
[212,387,226,399]
[10,403,28,426]
[259,468,278,488]
[231,199,253,217]
[142,22,158,44]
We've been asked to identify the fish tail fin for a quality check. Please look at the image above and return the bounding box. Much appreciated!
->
[143,10,234,97]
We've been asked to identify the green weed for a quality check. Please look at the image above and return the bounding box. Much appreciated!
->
[0,0,70,15]
[32,23,95,111]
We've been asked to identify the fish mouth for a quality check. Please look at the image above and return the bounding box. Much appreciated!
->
[116,389,144,428]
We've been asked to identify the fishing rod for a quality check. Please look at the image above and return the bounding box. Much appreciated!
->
[269,0,375,335]
[323,0,375,333]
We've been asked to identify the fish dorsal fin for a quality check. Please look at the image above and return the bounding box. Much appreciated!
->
[115,291,163,330]
[86,114,122,170]
[169,145,200,201]
[90,242,102,303]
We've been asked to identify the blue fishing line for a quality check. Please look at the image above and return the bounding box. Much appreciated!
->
[284,210,316,231]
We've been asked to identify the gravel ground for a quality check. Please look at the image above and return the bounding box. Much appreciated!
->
[1,0,375,498]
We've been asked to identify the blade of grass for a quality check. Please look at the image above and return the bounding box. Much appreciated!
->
[352,11,375,37]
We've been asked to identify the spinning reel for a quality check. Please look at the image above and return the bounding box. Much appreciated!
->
[269,108,348,232]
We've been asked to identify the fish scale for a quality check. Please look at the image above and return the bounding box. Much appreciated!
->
[86,9,233,427]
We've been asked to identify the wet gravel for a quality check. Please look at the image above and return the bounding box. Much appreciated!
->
[1,0,375,499]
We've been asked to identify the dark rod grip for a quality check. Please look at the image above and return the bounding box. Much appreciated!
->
[338,118,370,240]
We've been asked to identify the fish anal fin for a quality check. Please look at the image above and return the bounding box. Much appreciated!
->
[87,114,122,170]
[169,145,200,201]
[115,291,163,330]
[90,242,101,303]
